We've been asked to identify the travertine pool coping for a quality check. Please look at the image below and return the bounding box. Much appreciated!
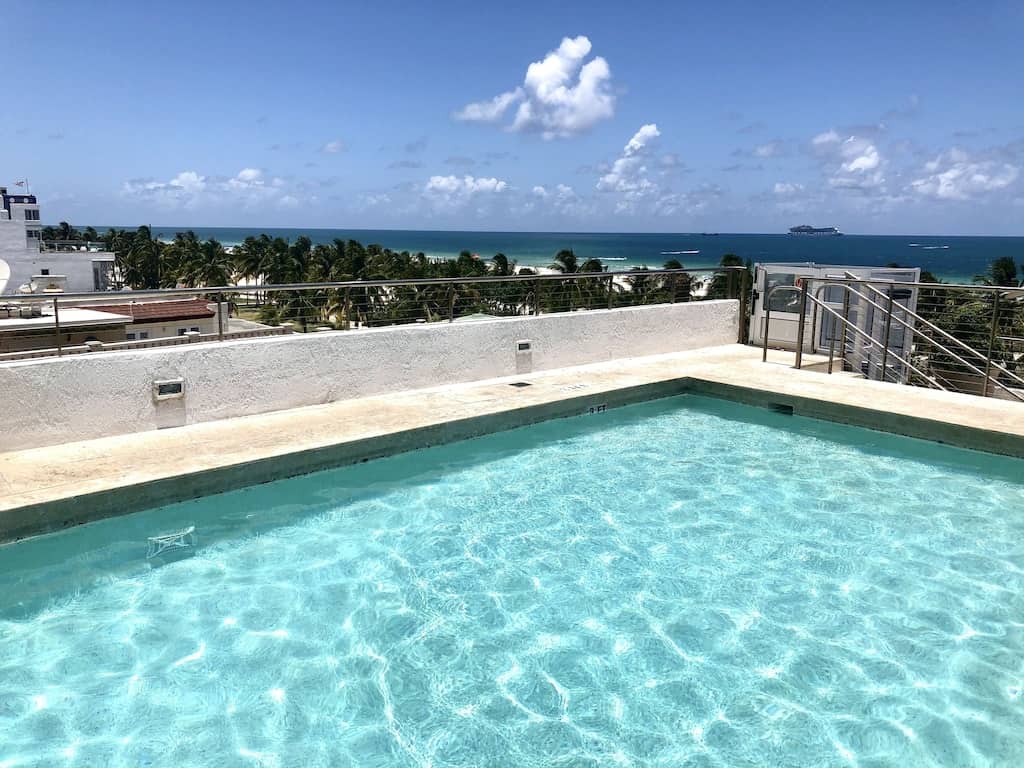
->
[2,343,1023,543]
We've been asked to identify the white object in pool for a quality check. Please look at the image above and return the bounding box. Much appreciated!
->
[146,526,196,559]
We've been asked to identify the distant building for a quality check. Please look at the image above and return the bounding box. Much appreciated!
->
[0,186,117,295]
[81,298,219,340]
[0,297,221,354]
[0,305,131,353]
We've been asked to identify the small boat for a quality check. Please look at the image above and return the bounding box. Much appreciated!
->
[660,250,700,255]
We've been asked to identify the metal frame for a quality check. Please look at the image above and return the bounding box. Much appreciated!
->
[3,267,750,359]
[761,277,1024,402]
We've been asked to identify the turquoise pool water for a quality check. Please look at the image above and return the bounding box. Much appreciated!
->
[2,395,1023,767]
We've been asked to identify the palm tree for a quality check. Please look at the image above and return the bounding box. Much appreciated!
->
[547,249,608,309]
[549,249,579,274]
[490,253,515,276]
[659,259,692,303]
[705,254,751,300]
[117,225,162,288]
[193,239,233,287]
[56,221,80,241]
[974,257,1021,287]
[164,230,202,286]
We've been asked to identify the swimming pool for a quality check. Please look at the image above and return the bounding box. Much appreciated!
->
[1,394,1022,766]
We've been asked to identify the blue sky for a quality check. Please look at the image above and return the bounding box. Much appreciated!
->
[3,0,1023,234]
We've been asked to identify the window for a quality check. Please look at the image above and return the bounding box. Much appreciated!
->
[24,209,40,221]
[139,331,149,340]
[26,229,40,239]
[92,260,115,291]
[190,326,200,333]
[177,328,187,336]
[764,273,801,313]
[40,268,49,276]
[126,332,136,341]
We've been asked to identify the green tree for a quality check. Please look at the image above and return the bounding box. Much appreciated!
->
[114,225,162,289]
[705,253,751,300]
[975,256,1020,287]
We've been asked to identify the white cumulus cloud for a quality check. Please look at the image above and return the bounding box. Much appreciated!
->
[597,124,661,211]
[812,130,885,191]
[773,182,804,196]
[753,140,787,158]
[320,140,346,154]
[454,36,615,139]
[530,183,587,216]
[422,175,508,210]
[910,148,1020,200]
[122,168,298,209]
[812,130,841,147]
[456,90,523,122]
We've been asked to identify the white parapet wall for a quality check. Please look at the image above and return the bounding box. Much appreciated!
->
[0,300,738,449]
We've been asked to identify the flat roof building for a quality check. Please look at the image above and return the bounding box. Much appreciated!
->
[0,186,116,295]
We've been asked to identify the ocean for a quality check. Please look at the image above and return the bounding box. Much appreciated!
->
[131,228,1023,283]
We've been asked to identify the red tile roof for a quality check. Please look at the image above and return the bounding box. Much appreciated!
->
[81,298,215,324]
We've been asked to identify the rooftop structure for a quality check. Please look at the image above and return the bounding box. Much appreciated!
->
[0,185,116,295]
[82,297,216,324]
[0,304,131,353]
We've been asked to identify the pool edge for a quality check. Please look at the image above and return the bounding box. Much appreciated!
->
[3,375,1022,545]
[0,379,692,545]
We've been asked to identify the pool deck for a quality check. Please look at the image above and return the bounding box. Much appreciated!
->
[3,342,1024,541]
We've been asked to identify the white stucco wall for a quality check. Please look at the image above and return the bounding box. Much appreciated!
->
[0,300,737,449]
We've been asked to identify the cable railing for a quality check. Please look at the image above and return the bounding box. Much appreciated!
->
[0,267,747,361]
[762,276,1024,403]
[38,240,113,253]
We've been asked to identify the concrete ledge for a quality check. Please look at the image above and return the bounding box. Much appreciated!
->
[0,379,692,543]
[0,300,739,450]
[689,379,1024,458]
[2,344,1022,544]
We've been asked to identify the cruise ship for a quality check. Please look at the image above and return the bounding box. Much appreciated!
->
[788,225,843,236]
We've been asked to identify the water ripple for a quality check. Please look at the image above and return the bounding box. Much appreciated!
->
[1,394,1023,766]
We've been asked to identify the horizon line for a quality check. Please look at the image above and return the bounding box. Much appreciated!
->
[54,225,1024,239]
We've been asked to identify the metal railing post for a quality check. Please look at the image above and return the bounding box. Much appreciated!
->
[983,291,1000,397]
[737,270,748,343]
[343,287,351,330]
[53,298,62,357]
[217,292,225,341]
[826,290,839,374]
[448,285,456,322]
[534,279,541,316]
[607,274,615,310]
[762,304,771,362]
[879,287,895,382]
[794,280,809,369]
[828,287,851,374]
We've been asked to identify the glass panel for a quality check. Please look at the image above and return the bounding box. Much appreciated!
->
[824,286,845,303]
[764,273,801,312]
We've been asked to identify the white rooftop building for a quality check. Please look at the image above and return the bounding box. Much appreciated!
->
[0,186,116,295]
